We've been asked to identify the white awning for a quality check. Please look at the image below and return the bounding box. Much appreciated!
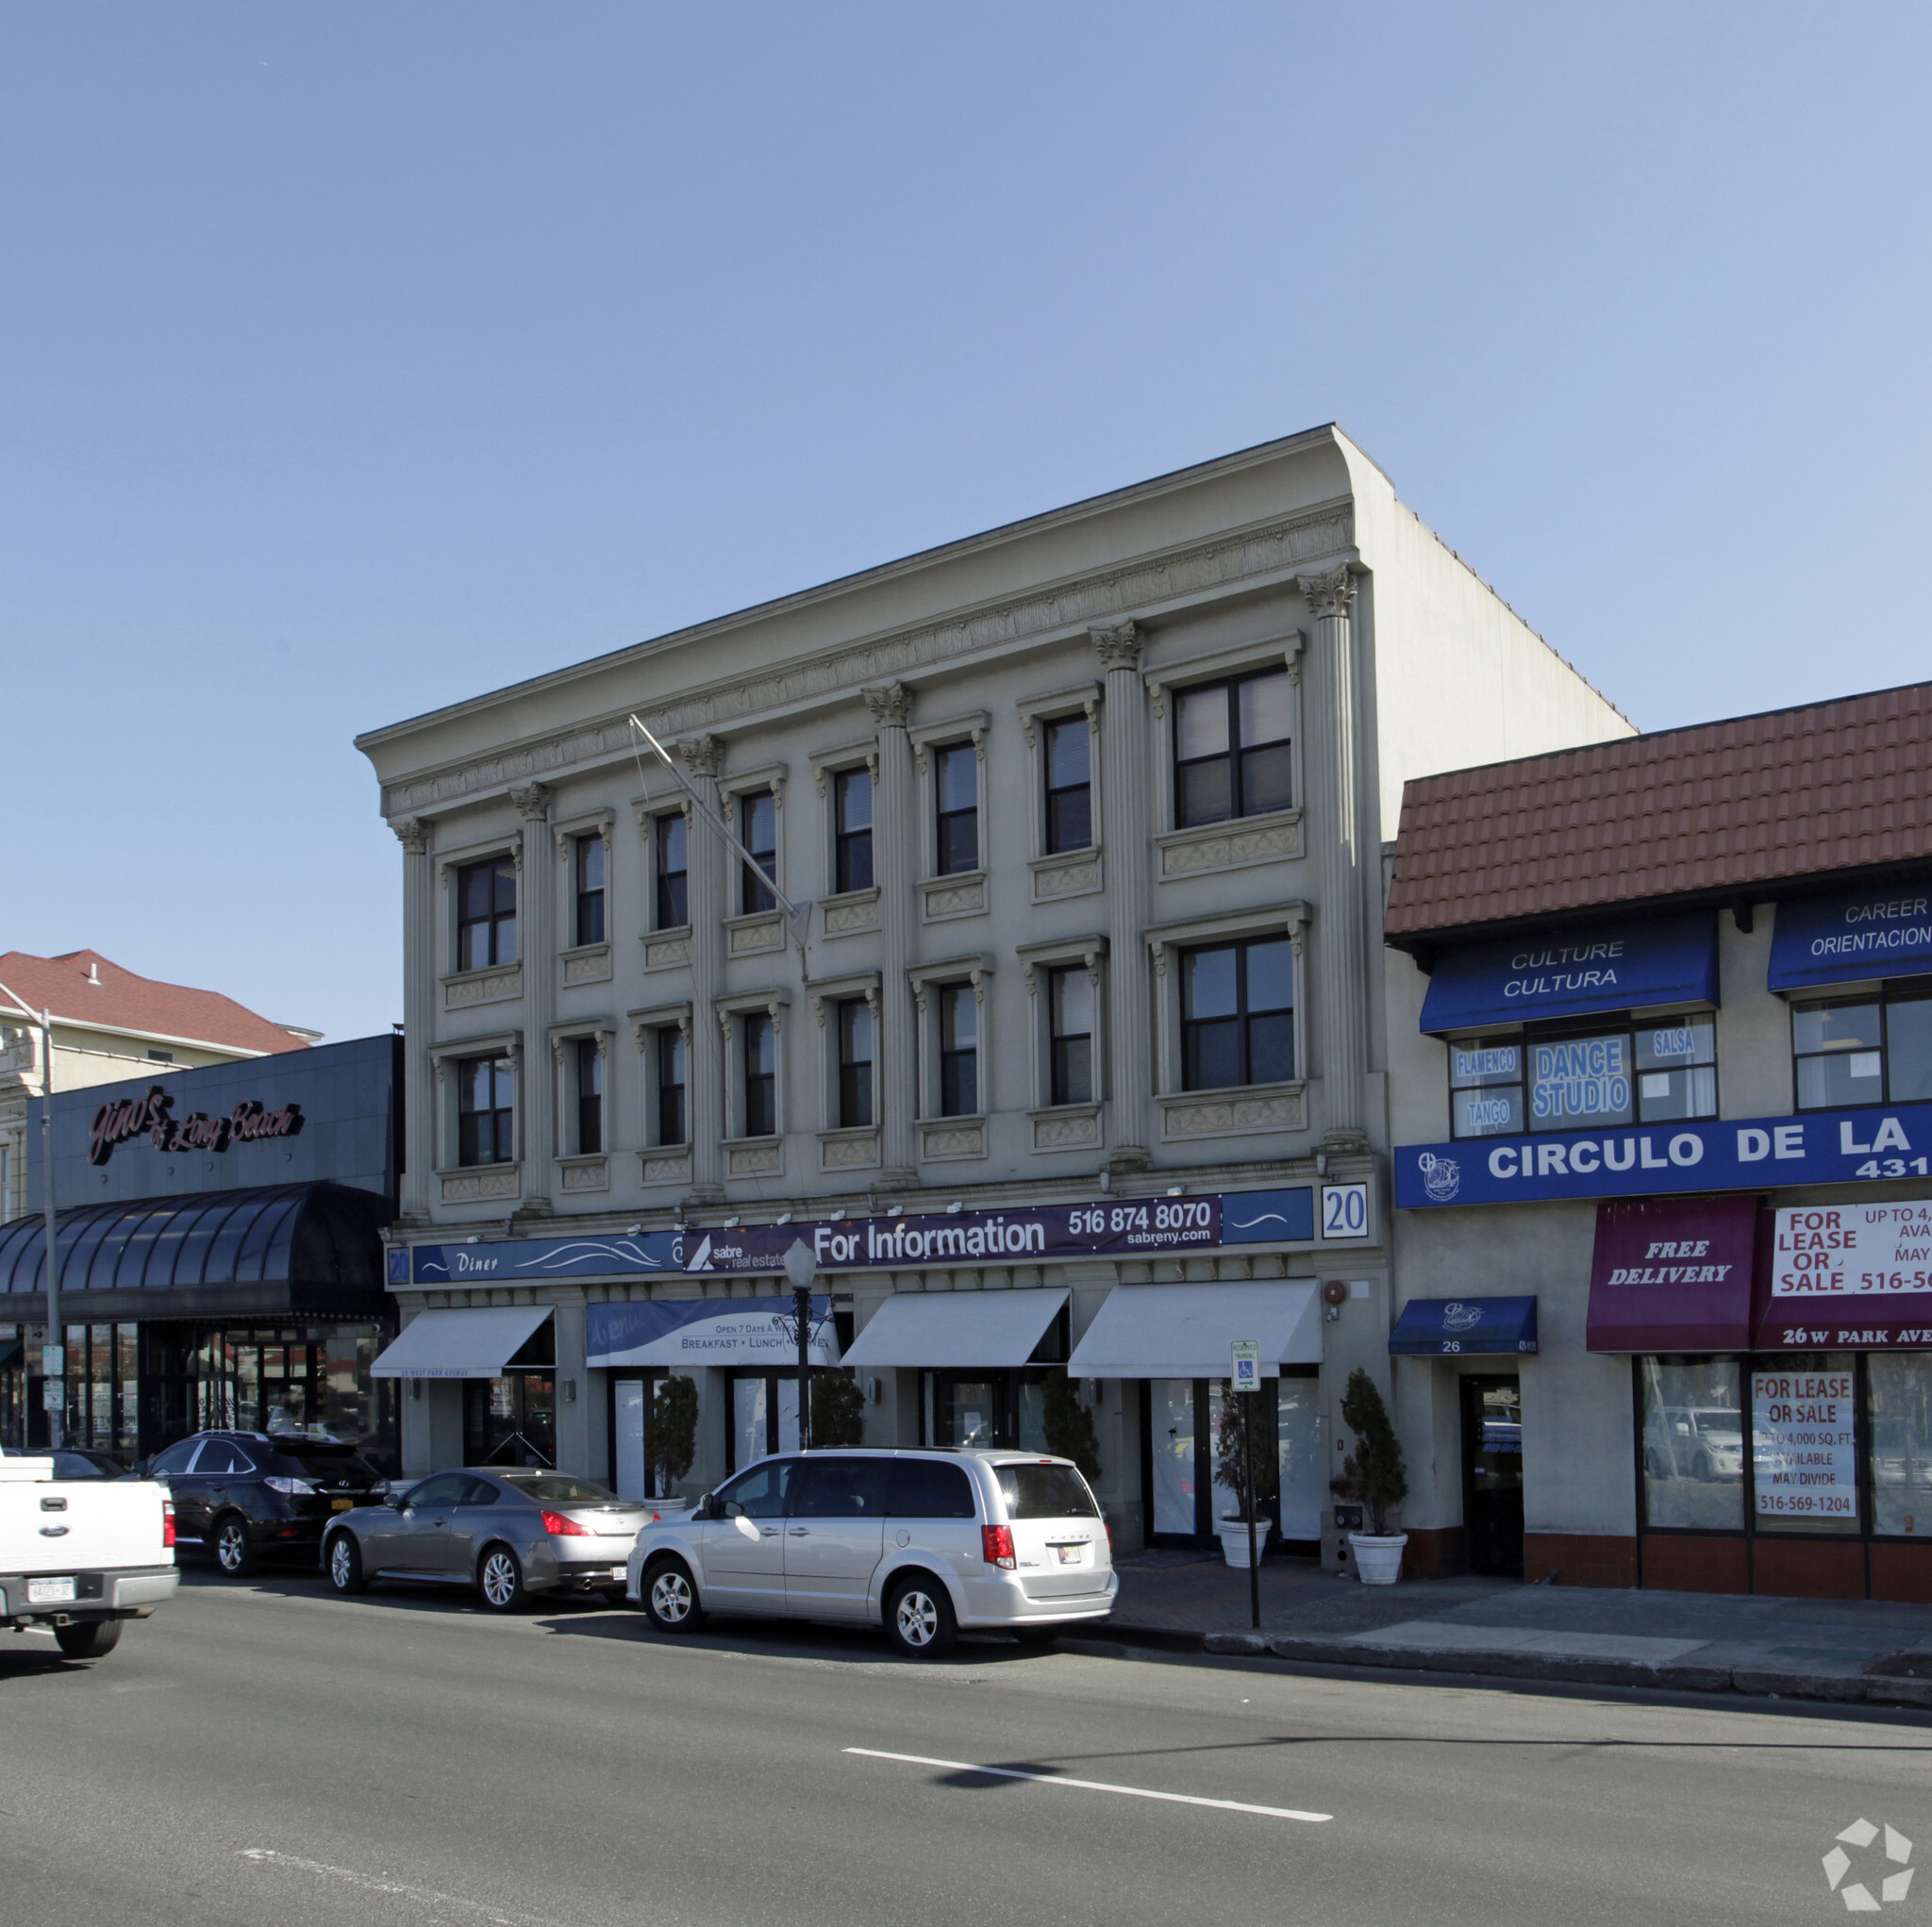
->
[1066,1283,1322,1380]
[841,1288,1069,1369]
[371,1306,553,1380]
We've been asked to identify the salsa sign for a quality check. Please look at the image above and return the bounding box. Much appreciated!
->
[88,1085,306,1166]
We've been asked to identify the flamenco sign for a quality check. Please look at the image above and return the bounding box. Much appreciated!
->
[88,1085,305,1166]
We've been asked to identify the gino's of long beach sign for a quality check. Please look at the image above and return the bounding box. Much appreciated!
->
[88,1085,306,1166]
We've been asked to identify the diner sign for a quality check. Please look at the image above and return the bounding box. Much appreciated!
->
[1751,1368,1857,1520]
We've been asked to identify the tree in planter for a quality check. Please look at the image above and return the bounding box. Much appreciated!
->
[1212,1385,1280,1523]
[1041,1370,1102,1483]
[648,1374,699,1498]
[1332,1368,1408,1536]
[809,1370,866,1448]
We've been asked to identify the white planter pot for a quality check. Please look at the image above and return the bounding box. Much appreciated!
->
[1347,1532,1407,1585]
[1217,1520,1264,1568]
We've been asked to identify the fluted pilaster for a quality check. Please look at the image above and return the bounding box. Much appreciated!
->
[677,737,726,1199]
[509,784,556,1207]
[392,818,434,1221]
[863,682,918,1185]
[1091,623,1153,1168]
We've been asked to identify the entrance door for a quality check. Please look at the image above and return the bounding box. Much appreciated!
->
[1462,1376,1524,1578]
[1148,1379,1198,1537]
[613,1381,647,1502]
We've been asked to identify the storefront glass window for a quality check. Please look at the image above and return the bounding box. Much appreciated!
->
[1457,1016,1719,1139]
[1633,1015,1717,1120]
[465,1372,557,1468]
[1276,1372,1324,1542]
[1750,1354,1859,1534]
[1529,1032,1634,1131]
[1448,1038,1524,1138]
[1790,982,1932,1110]
[1640,1357,1744,1530]
[1870,1354,1932,1537]
[731,1372,799,1467]
[1149,1379,1196,1537]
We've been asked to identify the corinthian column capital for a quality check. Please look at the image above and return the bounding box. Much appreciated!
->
[1296,566,1357,621]
[861,681,914,731]
[508,782,554,822]
[391,817,431,856]
[1089,621,1142,672]
[676,735,724,779]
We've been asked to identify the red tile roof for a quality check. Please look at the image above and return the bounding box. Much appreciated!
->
[0,951,311,1055]
[1386,680,1932,941]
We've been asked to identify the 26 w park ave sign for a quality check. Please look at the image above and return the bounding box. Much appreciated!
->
[1395,1098,1932,1209]
[87,1085,305,1166]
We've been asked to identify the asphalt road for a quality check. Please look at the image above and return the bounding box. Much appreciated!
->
[2,1563,1928,1927]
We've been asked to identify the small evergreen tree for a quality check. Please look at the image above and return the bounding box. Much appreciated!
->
[1041,1370,1102,1482]
[1212,1386,1280,1522]
[648,1374,699,1497]
[1334,1368,1408,1535]
[809,1370,867,1447]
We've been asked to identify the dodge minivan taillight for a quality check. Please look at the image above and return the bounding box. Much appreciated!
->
[162,1499,176,1549]
[982,1524,1016,1570]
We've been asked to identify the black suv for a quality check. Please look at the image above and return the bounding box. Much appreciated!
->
[143,1431,385,1576]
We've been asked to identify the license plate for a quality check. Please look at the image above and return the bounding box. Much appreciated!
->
[27,1577,75,1603]
[1055,1545,1085,1565]
[331,1498,356,1511]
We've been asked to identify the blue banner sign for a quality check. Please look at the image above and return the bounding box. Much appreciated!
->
[1418,913,1719,1034]
[1396,1102,1932,1209]
[586,1297,838,1370]
[1769,887,1932,992]
[405,1185,1321,1285]
[1389,1296,1538,1355]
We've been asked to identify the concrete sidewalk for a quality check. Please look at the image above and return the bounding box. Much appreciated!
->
[1095,1550,1932,1708]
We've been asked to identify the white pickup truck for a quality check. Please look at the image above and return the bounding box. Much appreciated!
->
[0,1456,178,1660]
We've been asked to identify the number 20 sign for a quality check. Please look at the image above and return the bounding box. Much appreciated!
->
[1320,1182,1371,1241]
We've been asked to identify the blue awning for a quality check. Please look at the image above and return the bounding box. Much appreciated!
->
[1768,886,1932,992]
[1419,914,1719,1033]
[1390,1296,1538,1355]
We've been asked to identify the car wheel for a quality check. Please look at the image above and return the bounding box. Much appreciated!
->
[886,1575,958,1660]
[212,1514,256,1578]
[53,1618,123,1660]
[643,1556,706,1633]
[1010,1625,1060,1649]
[326,1532,369,1595]
[477,1545,529,1613]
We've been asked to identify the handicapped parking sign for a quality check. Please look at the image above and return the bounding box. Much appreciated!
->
[1230,1339,1260,1391]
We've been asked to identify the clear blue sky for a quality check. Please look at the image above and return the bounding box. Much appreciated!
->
[6,5,1927,1043]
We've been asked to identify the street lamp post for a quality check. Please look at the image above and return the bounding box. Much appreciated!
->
[783,1239,817,1453]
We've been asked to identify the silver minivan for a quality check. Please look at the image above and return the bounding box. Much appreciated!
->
[626,1448,1117,1658]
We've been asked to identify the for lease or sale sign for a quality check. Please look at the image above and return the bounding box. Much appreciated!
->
[1751,1370,1857,1520]
[1772,1204,1932,1298]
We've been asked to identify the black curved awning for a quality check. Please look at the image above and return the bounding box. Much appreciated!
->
[0,1183,391,1322]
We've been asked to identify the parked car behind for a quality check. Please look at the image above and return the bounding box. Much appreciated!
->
[143,1431,386,1575]
[1,1445,131,1481]
[628,1448,1117,1659]
[322,1470,654,1612]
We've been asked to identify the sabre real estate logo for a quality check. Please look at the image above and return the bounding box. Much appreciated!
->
[1824,1819,1913,1911]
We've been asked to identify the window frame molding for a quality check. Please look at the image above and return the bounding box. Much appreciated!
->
[1015,682,1103,860]
[717,988,791,1154]
[552,806,617,980]
[808,970,883,1171]
[628,1000,694,1183]
[546,1017,616,1176]
[428,1029,524,1180]
[437,831,524,1002]
[718,761,790,920]
[1017,934,1108,1155]
[1142,634,1304,839]
[809,738,881,899]
[909,712,991,902]
[908,955,993,1155]
[1147,903,1308,1108]
[632,791,694,965]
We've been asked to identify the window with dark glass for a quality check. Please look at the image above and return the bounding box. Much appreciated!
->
[457,857,517,971]
[655,813,688,930]
[574,834,606,946]
[1043,717,1091,854]
[1448,1014,1718,1139]
[739,791,777,914]
[1173,669,1292,828]
[939,984,978,1116]
[935,743,978,874]
[743,1012,776,1137]
[574,1037,603,1155]
[458,1055,515,1166]
[1793,980,1932,1109]
[656,1026,687,1146]
[837,998,874,1129]
[834,767,874,893]
[1181,939,1293,1090]
[1049,965,1094,1106]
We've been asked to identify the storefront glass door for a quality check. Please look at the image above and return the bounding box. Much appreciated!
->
[1462,1375,1524,1577]
[1149,1379,1197,1537]
[464,1373,557,1468]
[731,1373,800,1469]
[1276,1371,1324,1543]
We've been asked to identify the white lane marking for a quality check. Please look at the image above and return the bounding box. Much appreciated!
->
[237,1850,568,1926]
[842,1748,1332,1823]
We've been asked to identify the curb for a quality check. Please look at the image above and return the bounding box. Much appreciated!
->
[1098,1625,1932,1710]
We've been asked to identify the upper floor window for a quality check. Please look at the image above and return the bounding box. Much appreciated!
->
[1174,669,1291,828]
[935,744,978,875]
[939,984,978,1116]
[741,791,777,914]
[457,857,517,971]
[574,834,606,946]
[1049,965,1094,1106]
[834,768,874,893]
[574,1038,603,1155]
[657,1026,688,1147]
[743,1012,777,1137]
[837,998,874,1129]
[655,814,688,930]
[1043,717,1092,854]
[458,1055,514,1167]
[1181,939,1292,1090]
[1793,982,1932,1110]
[1448,1014,1719,1138]
[147,1049,175,1064]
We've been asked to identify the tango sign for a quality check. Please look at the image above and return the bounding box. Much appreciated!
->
[88,1085,306,1166]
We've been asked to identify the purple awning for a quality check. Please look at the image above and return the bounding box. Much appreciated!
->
[1585,1196,1760,1353]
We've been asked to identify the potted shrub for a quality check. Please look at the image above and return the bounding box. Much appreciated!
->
[648,1374,699,1502]
[1212,1387,1278,1568]
[1041,1370,1103,1482]
[1331,1368,1408,1584]
[808,1370,867,1447]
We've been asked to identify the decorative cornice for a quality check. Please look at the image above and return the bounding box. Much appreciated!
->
[861,681,914,730]
[1297,565,1357,621]
[508,782,554,822]
[676,735,723,779]
[1089,621,1142,672]
[380,503,1355,817]
[392,817,431,856]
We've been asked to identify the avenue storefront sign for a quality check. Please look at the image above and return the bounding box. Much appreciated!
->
[1396,1099,1932,1209]
[396,1184,1325,1286]
[88,1085,305,1166]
